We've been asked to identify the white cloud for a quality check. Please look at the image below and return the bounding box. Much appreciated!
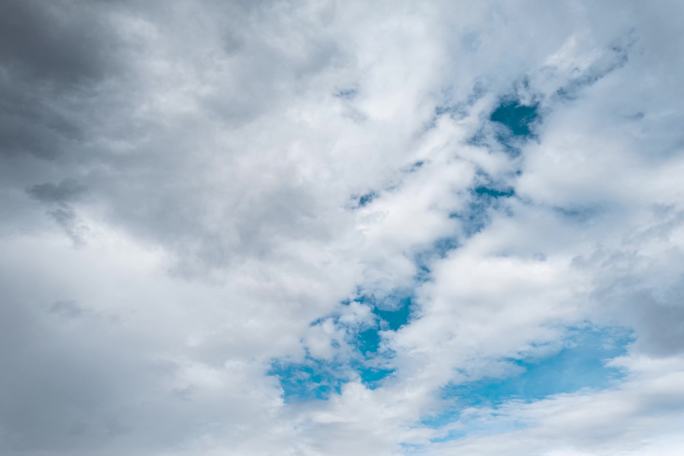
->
[1,0,684,454]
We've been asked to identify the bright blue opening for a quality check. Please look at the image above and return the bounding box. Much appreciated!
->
[356,327,382,355]
[269,358,348,401]
[447,327,631,407]
[474,186,515,198]
[270,293,414,402]
[422,326,632,429]
[372,295,413,331]
[489,100,539,138]
[356,364,396,389]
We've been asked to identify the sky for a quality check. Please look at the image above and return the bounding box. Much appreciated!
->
[1,1,684,455]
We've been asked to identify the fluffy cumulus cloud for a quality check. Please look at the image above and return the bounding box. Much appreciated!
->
[1,0,684,454]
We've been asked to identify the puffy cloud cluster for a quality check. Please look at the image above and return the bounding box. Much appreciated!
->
[1,0,684,454]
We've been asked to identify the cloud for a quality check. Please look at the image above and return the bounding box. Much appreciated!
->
[1,0,684,455]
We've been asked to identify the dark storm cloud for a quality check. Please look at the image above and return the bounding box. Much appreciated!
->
[0,76,85,159]
[0,0,118,86]
[27,179,87,204]
[0,0,342,273]
[26,179,88,243]
[0,2,345,449]
[0,0,126,161]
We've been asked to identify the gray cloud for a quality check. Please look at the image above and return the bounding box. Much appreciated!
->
[2,1,684,455]
[48,299,86,319]
[27,179,87,204]
[0,0,118,85]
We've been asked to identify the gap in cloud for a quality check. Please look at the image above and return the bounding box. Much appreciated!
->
[473,185,515,199]
[269,292,414,402]
[412,236,461,282]
[272,126,528,404]
[447,326,632,407]
[352,360,396,390]
[355,191,378,208]
[269,356,396,402]
[449,175,517,237]
[490,98,540,141]
[269,357,348,402]
[350,292,415,355]
[464,88,542,158]
[368,294,414,331]
[422,325,633,430]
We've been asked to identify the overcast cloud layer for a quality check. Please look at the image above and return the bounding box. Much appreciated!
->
[2,1,684,455]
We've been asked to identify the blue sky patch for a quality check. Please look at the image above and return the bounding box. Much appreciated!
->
[422,326,632,429]
[372,295,413,331]
[355,363,396,389]
[356,292,414,331]
[358,191,377,207]
[449,181,515,237]
[356,327,382,355]
[490,99,539,139]
[269,358,348,402]
[271,292,414,401]
[473,185,515,198]
[447,326,631,407]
